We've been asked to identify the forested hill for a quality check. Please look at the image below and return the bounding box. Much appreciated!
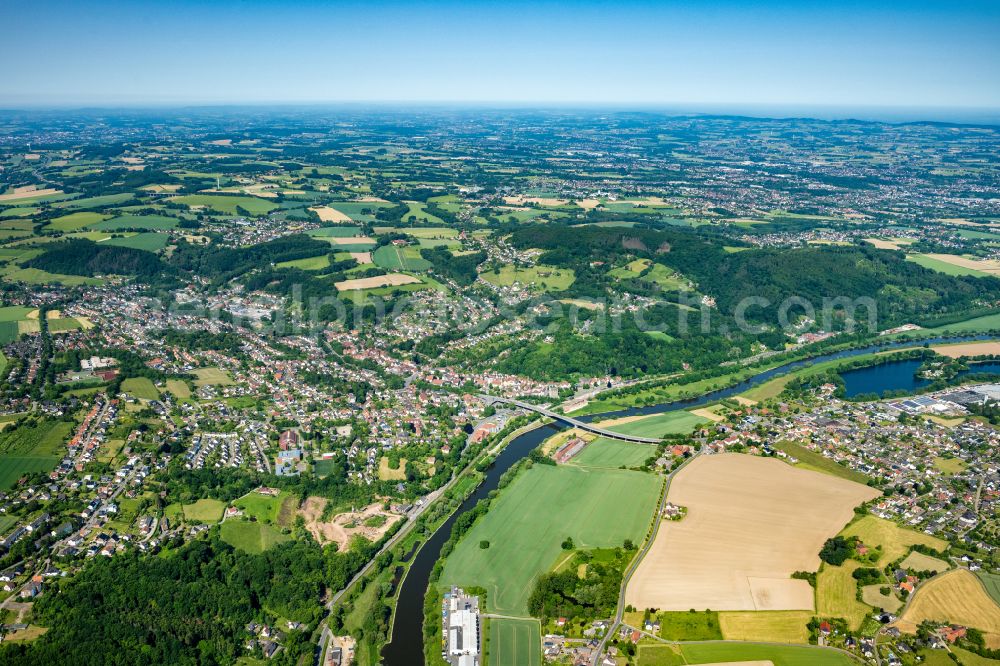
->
[508,225,1000,324]
[23,239,170,279]
[169,233,331,282]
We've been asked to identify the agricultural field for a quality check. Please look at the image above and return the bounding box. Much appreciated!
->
[121,377,159,400]
[92,214,179,230]
[372,244,432,271]
[439,463,660,615]
[655,610,722,640]
[234,490,296,525]
[931,340,1000,358]
[567,437,654,468]
[861,583,903,612]
[0,420,72,489]
[192,366,234,386]
[900,551,950,573]
[907,253,1000,276]
[980,572,1000,605]
[840,515,947,567]
[220,519,291,554]
[894,569,1000,648]
[717,610,813,643]
[309,206,353,223]
[334,273,422,291]
[171,194,277,215]
[104,232,170,252]
[276,254,330,271]
[44,211,108,231]
[307,225,362,237]
[181,498,226,523]
[599,410,708,438]
[480,264,574,291]
[637,643,854,666]
[627,454,879,612]
[924,312,1000,334]
[772,440,871,484]
[817,560,871,630]
[489,618,541,666]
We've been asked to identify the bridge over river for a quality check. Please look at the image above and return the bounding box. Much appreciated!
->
[480,395,662,444]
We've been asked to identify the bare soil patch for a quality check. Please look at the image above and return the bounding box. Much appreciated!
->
[299,497,401,550]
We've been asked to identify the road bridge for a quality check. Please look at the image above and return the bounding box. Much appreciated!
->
[481,396,662,444]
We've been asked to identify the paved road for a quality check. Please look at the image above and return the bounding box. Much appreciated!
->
[481,396,662,444]
[592,450,700,665]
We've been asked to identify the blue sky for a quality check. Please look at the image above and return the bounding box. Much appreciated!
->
[2,0,998,112]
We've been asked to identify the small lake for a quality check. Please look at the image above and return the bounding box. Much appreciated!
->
[840,359,1000,398]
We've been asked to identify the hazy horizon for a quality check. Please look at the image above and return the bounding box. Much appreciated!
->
[2,0,998,113]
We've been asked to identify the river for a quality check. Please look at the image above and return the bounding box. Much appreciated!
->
[380,334,998,665]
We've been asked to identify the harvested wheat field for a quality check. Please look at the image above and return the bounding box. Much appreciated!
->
[335,273,421,291]
[0,186,61,202]
[310,205,354,223]
[350,251,372,264]
[894,569,1000,647]
[932,341,1000,358]
[503,195,568,206]
[690,406,727,422]
[299,497,401,550]
[626,454,879,612]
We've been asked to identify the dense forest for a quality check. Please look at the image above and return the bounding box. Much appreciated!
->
[508,225,1000,326]
[0,537,374,666]
[24,240,170,279]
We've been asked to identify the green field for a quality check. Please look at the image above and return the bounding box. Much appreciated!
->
[121,377,159,400]
[53,193,134,209]
[480,265,575,292]
[657,610,723,640]
[439,464,660,615]
[193,366,234,386]
[276,254,331,270]
[220,519,291,554]
[926,312,1000,333]
[92,214,179,230]
[772,440,870,484]
[569,437,655,468]
[234,491,295,525]
[0,420,72,489]
[104,232,170,252]
[307,225,362,237]
[978,572,1000,606]
[182,498,226,523]
[907,253,990,276]
[327,201,395,222]
[600,410,707,438]
[0,306,34,321]
[636,642,855,666]
[0,207,39,218]
[817,560,871,630]
[372,244,432,271]
[172,194,277,215]
[489,618,541,666]
[374,226,459,239]
[45,211,109,231]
